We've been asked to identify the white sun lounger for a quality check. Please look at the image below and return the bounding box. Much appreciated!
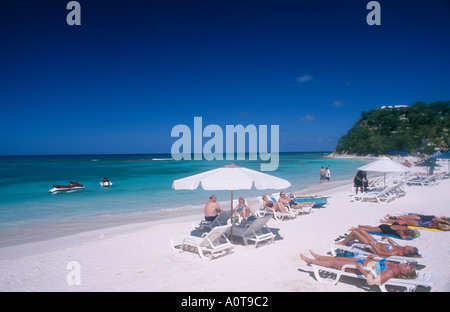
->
[406,174,440,187]
[309,263,439,292]
[192,210,231,231]
[352,182,405,203]
[170,224,234,260]
[255,195,295,221]
[232,198,261,223]
[265,194,298,220]
[271,193,312,214]
[231,215,275,248]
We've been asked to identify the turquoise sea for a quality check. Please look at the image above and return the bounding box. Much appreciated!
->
[0,153,370,246]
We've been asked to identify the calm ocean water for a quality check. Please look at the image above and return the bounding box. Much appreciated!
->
[0,153,369,246]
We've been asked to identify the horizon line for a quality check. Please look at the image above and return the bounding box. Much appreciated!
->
[0,151,334,157]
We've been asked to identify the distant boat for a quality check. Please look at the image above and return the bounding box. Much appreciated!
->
[100,178,113,187]
[294,195,328,207]
[49,182,85,194]
[152,158,174,161]
[100,181,113,187]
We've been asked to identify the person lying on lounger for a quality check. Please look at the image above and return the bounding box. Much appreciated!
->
[300,250,417,285]
[279,192,314,210]
[351,223,418,240]
[336,229,420,258]
[234,197,258,222]
[261,195,290,214]
[380,214,450,231]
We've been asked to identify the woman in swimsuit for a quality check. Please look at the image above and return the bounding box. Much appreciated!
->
[352,223,418,239]
[336,229,420,257]
[300,250,417,286]
[234,197,258,221]
[261,195,290,214]
[380,214,450,231]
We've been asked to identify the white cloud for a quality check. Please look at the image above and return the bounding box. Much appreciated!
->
[297,114,316,122]
[296,74,313,83]
[332,100,347,107]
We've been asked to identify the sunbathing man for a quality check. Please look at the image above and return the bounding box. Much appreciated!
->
[336,228,420,258]
[381,214,450,231]
[352,223,418,240]
[300,250,417,286]
[261,195,290,214]
[204,195,222,222]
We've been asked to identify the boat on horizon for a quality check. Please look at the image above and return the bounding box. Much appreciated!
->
[49,182,85,194]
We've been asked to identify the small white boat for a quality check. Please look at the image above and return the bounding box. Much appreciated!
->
[49,182,85,194]
[100,181,113,187]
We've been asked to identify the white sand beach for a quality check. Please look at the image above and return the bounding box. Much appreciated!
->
[0,160,449,292]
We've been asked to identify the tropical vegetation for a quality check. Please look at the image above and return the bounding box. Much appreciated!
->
[334,101,450,155]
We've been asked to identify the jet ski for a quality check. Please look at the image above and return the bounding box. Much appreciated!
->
[100,177,113,187]
[100,181,113,187]
[49,182,85,194]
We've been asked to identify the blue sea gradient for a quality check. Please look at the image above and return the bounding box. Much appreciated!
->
[0,153,370,246]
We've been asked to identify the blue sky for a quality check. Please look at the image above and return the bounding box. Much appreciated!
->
[1,0,449,155]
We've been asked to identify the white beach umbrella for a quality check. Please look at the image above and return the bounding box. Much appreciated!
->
[357,156,411,187]
[172,163,291,240]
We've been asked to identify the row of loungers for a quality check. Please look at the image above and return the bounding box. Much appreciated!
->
[171,210,440,291]
[170,192,315,260]
[306,235,439,292]
[171,213,276,260]
[352,173,447,204]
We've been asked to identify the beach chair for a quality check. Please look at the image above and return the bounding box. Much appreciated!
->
[255,195,296,221]
[308,263,439,292]
[270,193,300,217]
[192,210,231,231]
[406,174,440,187]
[380,181,406,198]
[170,224,234,260]
[366,176,384,191]
[232,198,254,223]
[352,183,404,204]
[231,215,275,248]
[273,193,314,214]
[255,196,272,217]
[329,241,431,264]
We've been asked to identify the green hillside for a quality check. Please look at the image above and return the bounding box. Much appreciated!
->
[334,101,450,155]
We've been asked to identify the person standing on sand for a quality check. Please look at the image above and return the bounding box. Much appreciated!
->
[320,167,326,183]
[353,170,365,194]
[204,195,222,222]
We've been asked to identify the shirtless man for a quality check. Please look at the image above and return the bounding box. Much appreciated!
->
[204,195,222,222]
[320,167,326,183]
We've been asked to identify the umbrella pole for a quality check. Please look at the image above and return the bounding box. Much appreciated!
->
[230,190,233,242]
